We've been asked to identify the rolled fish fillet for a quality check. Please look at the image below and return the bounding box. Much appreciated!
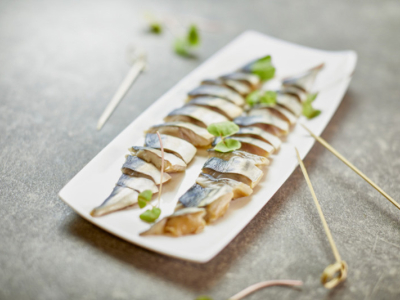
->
[122,155,171,184]
[164,106,228,128]
[233,126,282,150]
[249,104,297,126]
[202,78,251,96]
[207,149,269,168]
[188,85,245,106]
[213,136,275,157]
[187,96,243,119]
[234,115,289,136]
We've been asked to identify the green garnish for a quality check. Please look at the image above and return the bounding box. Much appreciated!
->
[302,93,321,119]
[246,90,277,107]
[207,121,241,153]
[249,55,276,81]
[138,190,153,208]
[214,139,241,153]
[174,24,200,57]
[149,22,162,34]
[140,207,161,223]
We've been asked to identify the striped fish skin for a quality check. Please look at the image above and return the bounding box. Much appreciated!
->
[178,184,233,223]
[196,172,253,199]
[201,78,251,96]
[91,186,139,217]
[220,72,261,90]
[233,127,282,150]
[129,146,187,172]
[276,93,303,115]
[282,63,324,93]
[207,149,269,168]
[117,174,159,193]
[202,157,263,188]
[188,85,245,106]
[248,104,297,125]
[212,136,274,157]
[147,122,214,147]
[187,96,244,119]
[145,133,196,164]
[164,106,228,128]
[234,115,289,136]
[280,86,308,103]
[140,207,206,237]
[122,155,171,184]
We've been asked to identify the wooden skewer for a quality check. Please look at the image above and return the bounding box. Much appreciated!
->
[295,147,347,289]
[301,124,400,211]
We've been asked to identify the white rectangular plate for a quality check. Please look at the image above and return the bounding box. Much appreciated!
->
[59,31,357,263]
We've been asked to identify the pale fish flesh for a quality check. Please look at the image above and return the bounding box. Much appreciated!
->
[147,122,214,147]
[129,146,187,172]
[234,115,289,136]
[188,85,245,106]
[207,149,269,168]
[145,133,197,164]
[122,155,171,184]
[233,126,282,150]
[248,104,297,125]
[212,136,274,157]
[187,96,243,119]
[282,63,324,93]
[164,105,228,128]
[201,78,251,96]
[276,92,303,115]
[220,72,261,90]
[202,157,263,188]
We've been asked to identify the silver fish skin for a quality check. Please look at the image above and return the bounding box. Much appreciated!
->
[145,133,197,164]
[277,92,303,115]
[122,155,171,184]
[164,106,228,128]
[129,146,187,172]
[280,86,308,103]
[212,136,274,157]
[233,126,282,150]
[234,115,289,136]
[282,63,324,93]
[117,173,159,193]
[207,149,269,167]
[91,186,139,217]
[147,122,214,147]
[220,72,261,89]
[202,157,263,188]
[188,85,245,106]
[196,172,253,199]
[249,104,297,125]
[187,96,244,119]
[201,78,251,96]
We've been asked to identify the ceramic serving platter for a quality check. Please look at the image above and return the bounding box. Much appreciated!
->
[59,31,357,263]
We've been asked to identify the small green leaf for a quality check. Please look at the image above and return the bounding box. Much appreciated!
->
[246,90,277,107]
[149,22,162,34]
[195,296,213,300]
[250,55,276,81]
[260,91,277,105]
[214,139,241,153]
[140,207,161,223]
[187,24,200,46]
[302,93,321,119]
[174,38,190,56]
[138,190,153,209]
[246,90,262,107]
[207,121,240,138]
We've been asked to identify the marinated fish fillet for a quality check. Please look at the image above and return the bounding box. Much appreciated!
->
[129,146,187,172]
[280,86,307,103]
[202,78,251,96]
[147,122,214,147]
[117,174,159,193]
[207,149,269,167]
[187,96,243,119]
[91,186,139,217]
[164,106,228,128]
[202,157,263,188]
[122,155,171,184]
[276,93,303,115]
[234,115,289,136]
[220,72,261,89]
[213,136,274,157]
[196,172,253,199]
[283,63,324,93]
[249,104,297,125]
[233,127,282,150]
[179,184,233,223]
[188,85,245,106]
[145,133,197,164]
[140,207,206,237]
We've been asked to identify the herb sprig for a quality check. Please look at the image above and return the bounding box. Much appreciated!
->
[207,121,241,153]
[249,55,276,81]
[246,90,277,107]
[302,93,321,119]
[174,24,200,57]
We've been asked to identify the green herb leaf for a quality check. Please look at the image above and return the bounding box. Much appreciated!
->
[207,121,240,138]
[250,55,276,81]
[174,38,190,56]
[246,90,262,107]
[138,190,153,209]
[214,139,241,153]
[140,207,161,223]
[195,296,213,300]
[302,93,321,119]
[246,90,277,107]
[149,22,162,34]
[187,24,200,46]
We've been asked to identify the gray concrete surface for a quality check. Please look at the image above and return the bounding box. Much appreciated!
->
[1,0,399,299]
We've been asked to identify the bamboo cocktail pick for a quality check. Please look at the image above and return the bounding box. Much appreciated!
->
[295,147,347,289]
[301,124,400,211]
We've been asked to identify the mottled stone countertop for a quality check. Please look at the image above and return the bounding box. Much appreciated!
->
[1,0,399,299]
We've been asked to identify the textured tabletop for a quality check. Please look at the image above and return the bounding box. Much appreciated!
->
[1,0,399,299]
